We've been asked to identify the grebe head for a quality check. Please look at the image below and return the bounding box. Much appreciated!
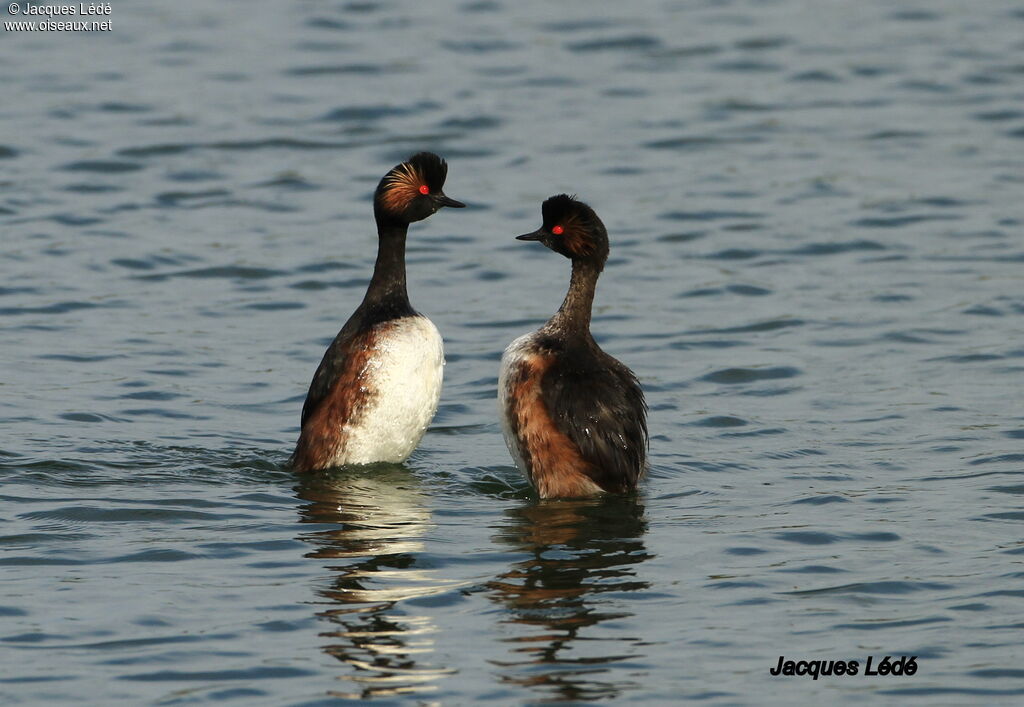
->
[516,194,609,268]
[374,152,465,226]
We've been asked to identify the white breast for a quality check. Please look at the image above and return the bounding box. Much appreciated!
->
[342,315,445,464]
[497,332,534,475]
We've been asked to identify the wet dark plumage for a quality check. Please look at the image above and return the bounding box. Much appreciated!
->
[538,338,648,494]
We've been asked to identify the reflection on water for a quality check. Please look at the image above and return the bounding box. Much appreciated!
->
[295,466,459,701]
[488,498,651,703]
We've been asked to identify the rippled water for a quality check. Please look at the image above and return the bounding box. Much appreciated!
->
[3,0,1024,703]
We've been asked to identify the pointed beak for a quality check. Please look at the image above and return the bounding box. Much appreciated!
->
[435,194,465,209]
[516,228,545,241]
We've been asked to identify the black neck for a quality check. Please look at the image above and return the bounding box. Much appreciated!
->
[547,259,601,336]
[360,223,413,316]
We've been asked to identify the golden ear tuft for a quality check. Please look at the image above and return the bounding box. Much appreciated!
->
[380,162,423,212]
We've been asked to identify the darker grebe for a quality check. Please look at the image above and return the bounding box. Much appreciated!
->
[499,194,647,498]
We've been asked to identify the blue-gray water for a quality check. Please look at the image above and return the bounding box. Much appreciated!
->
[3,0,1024,704]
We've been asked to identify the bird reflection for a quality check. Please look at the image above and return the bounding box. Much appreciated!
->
[295,465,458,701]
[487,496,651,702]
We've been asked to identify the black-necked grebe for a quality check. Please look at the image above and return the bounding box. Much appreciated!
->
[291,152,464,472]
[499,194,648,498]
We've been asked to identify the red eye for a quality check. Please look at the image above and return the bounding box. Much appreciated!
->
[419,185,430,195]
[552,225,564,235]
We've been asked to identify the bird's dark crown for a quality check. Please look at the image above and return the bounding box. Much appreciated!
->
[402,152,449,192]
[532,194,609,264]
[374,152,453,225]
